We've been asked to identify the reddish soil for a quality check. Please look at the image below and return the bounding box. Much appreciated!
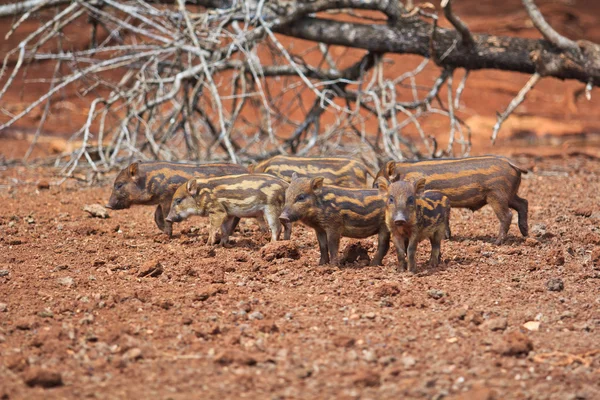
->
[1,154,599,399]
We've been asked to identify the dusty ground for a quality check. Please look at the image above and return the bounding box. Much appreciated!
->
[1,155,599,399]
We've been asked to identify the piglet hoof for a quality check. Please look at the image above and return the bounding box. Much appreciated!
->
[494,238,505,246]
[395,263,407,273]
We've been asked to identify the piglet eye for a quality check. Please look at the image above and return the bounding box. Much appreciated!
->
[388,195,394,204]
[407,196,415,205]
[175,198,182,205]
[115,182,124,190]
[295,194,307,202]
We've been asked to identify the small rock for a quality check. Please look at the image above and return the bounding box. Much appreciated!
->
[259,241,300,262]
[362,312,376,320]
[351,370,380,387]
[374,283,401,298]
[524,238,539,247]
[0,334,5,343]
[37,309,54,319]
[295,367,313,379]
[546,278,564,292]
[573,207,592,217]
[15,318,36,330]
[284,312,293,321]
[481,317,508,332]
[401,355,416,368]
[493,331,533,356]
[121,347,143,363]
[83,204,109,219]
[37,180,50,190]
[0,270,9,277]
[214,350,256,366]
[428,289,445,300]
[523,321,540,331]
[531,223,547,238]
[248,311,264,320]
[0,303,7,312]
[24,367,63,388]
[333,336,355,348]
[57,277,75,288]
[378,355,396,366]
[138,260,163,278]
[362,350,377,363]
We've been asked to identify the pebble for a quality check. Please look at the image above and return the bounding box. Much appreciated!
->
[284,312,293,321]
[24,368,63,388]
[0,270,9,277]
[121,347,143,363]
[481,317,508,332]
[37,180,50,190]
[57,277,75,288]
[493,331,533,356]
[0,303,7,312]
[83,204,109,219]
[378,355,396,366]
[362,312,376,320]
[428,289,445,300]
[546,278,564,292]
[351,370,380,387]
[523,321,540,331]
[401,355,417,368]
[248,311,264,320]
[138,260,163,278]
[362,350,377,363]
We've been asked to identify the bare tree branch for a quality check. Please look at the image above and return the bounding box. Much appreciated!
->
[521,0,579,53]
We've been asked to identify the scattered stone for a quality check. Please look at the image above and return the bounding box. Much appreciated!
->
[546,278,564,292]
[401,355,417,368]
[15,318,36,330]
[37,309,54,319]
[24,367,63,388]
[378,355,396,366]
[79,314,94,325]
[362,312,376,320]
[374,283,401,298]
[138,260,164,278]
[531,223,547,238]
[546,249,565,266]
[284,312,293,321]
[121,347,143,363]
[481,317,508,332]
[248,311,264,321]
[214,350,256,366]
[37,180,50,190]
[524,238,539,247]
[83,204,109,219]
[428,289,445,300]
[259,241,300,262]
[57,277,75,288]
[573,207,592,217]
[363,350,377,363]
[0,303,7,312]
[351,370,380,387]
[295,367,313,379]
[7,238,25,245]
[0,270,10,277]
[0,334,5,343]
[493,331,533,356]
[6,354,28,372]
[523,321,540,331]
[333,336,355,348]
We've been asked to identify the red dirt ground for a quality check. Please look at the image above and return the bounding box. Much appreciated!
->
[1,154,599,399]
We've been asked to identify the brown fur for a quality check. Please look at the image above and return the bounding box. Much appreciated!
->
[252,155,373,188]
[279,173,389,266]
[374,156,528,244]
[377,177,451,273]
[166,174,291,245]
[106,161,248,237]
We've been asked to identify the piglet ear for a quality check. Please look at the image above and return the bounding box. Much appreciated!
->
[128,162,139,179]
[247,164,255,173]
[291,172,299,181]
[310,176,324,192]
[186,179,198,196]
[413,178,427,195]
[385,161,395,179]
[375,177,389,195]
